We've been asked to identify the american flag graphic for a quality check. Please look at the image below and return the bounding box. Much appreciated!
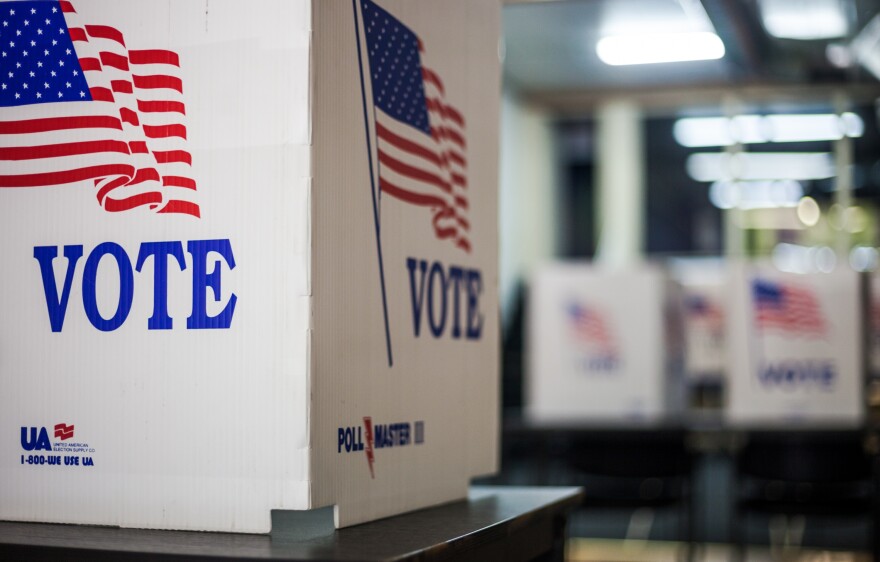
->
[361,0,470,252]
[567,303,616,352]
[752,279,826,337]
[0,0,198,217]
[685,295,723,331]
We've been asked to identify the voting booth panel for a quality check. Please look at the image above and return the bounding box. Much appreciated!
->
[868,272,880,377]
[0,0,500,533]
[527,263,684,422]
[681,283,727,380]
[725,263,863,426]
[670,260,728,382]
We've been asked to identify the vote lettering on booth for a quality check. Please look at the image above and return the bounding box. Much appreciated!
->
[0,0,500,532]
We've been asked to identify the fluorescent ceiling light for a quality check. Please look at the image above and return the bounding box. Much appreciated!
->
[758,0,850,40]
[741,208,806,231]
[596,32,725,66]
[852,14,880,80]
[687,152,835,182]
[599,0,707,36]
[767,113,863,142]
[709,180,804,210]
[850,246,879,272]
[673,113,863,147]
[773,243,837,274]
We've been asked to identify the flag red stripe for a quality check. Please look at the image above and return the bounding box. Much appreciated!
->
[454,195,468,210]
[86,25,125,46]
[129,50,180,67]
[163,176,197,190]
[95,175,130,201]
[457,215,470,230]
[143,124,186,139]
[380,177,448,208]
[133,75,183,93]
[378,150,451,194]
[104,191,163,213]
[377,121,442,168]
[381,180,472,245]
[153,150,192,165]
[377,121,465,173]
[382,178,470,233]
[68,27,86,42]
[127,167,161,185]
[60,1,76,13]
[432,223,458,240]
[0,165,134,188]
[95,168,160,204]
[426,98,464,127]
[137,100,185,114]
[100,52,129,71]
[0,140,130,160]
[422,68,445,96]
[111,80,133,93]
[435,205,470,231]
[119,107,139,126]
[431,207,461,238]
[79,57,101,71]
[0,115,122,134]
[158,200,201,217]
[433,126,466,148]
[129,141,148,154]
[89,87,114,102]
[451,172,466,189]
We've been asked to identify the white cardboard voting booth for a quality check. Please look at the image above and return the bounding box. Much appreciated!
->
[527,263,683,422]
[868,272,880,377]
[726,263,863,426]
[669,260,728,381]
[0,0,500,532]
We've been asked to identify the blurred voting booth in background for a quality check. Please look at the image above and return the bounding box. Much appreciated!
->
[669,259,728,382]
[869,272,880,378]
[527,262,684,422]
[726,262,864,426]
[526,259,867,426]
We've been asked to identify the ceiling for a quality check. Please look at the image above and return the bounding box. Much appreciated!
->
[502,0,880,110]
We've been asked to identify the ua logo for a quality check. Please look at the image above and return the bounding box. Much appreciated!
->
[20,427,52,451]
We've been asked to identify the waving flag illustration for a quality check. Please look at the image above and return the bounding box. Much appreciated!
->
[752,279,826,338]
[685,295,723,332]
[0,0,198,217]
[359,0,470,252]
[567,303,616,354]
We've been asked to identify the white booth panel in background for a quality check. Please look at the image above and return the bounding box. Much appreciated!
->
[527,263,684,423]
[726,263,863,426]
[0,0,500,533]
[670,259,728,381]
[869,272,880,377]
[682,283,727,379]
